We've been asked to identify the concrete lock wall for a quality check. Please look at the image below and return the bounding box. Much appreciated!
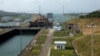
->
[0,29,40,45]
[0,29,18,44]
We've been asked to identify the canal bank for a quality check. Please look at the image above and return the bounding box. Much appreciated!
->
[0,28,40,56]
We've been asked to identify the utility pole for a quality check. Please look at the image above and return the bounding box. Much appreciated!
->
[38,5,41,27]
[91,25,93,56]
[20,29,22,53]
[39,5,41,14]
[62,5,64,15]
[88,23,95,56]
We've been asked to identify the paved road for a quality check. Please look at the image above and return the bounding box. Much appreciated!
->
[39,29,54,56]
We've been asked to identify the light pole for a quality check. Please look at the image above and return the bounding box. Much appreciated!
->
[20,29,22,52]
[39,5,41,14]
[87,23,96,56]
[62,5,64,15]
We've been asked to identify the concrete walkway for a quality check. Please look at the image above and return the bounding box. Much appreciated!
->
[39,29,54,56]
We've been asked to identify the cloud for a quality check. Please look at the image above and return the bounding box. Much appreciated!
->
[0,0,37,12]
[60,0,64,2]
[0,0,100,13]
[60,0,71,2]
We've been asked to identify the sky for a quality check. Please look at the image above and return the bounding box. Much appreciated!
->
[0,0,100,13]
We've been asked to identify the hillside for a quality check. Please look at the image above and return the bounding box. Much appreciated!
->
[67,15,100,35]
[0,10,32,16]
[66,10,100,56]
[64,13,87,16]
[70,18,100,56]
[73,35,100,56]
[80,10,100,18]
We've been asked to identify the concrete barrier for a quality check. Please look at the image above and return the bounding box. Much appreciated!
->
[0,29,18,44]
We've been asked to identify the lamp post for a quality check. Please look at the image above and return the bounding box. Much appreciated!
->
[87,23,96,56]
[62,5,64,15]
[39,5,41,14]
[20,29,22,52]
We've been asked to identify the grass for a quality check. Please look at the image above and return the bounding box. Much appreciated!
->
[51,25,75,56]
[66,17,100,56]
[36,29,48,45]
[50,48,75,56]
[29,29,48,56]
[42,29,49,34]
[73,35,100,56]
[51,34,75,56]
[53,31,69,37]
[28,45,41,56]
[36,34,47,45]
[73,32,83,40]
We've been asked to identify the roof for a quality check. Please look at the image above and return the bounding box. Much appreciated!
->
[54,41,67,45]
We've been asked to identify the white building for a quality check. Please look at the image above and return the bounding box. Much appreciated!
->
[54,41,67,50]
[14,18,22,22]
[15,22,21,27]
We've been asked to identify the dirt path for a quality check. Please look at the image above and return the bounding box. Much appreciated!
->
[39,29,54,56]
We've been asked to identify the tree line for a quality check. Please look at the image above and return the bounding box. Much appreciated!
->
[80,11,100,18]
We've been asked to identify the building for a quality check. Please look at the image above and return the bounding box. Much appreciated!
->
[54,41,67,50]
[30,14,53,27]
[14,18,22,22]
[47,13,54,22]
[2,16,12,22]
[47,13,53,18]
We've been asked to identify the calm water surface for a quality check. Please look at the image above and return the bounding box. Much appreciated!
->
[0,34,35,56]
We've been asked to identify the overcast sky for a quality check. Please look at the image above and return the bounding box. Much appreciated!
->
[0,0,100,13]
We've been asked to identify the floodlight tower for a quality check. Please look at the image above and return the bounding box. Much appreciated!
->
[39,5,41,14]
[88,23,96,56]
[62,5,64,15]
